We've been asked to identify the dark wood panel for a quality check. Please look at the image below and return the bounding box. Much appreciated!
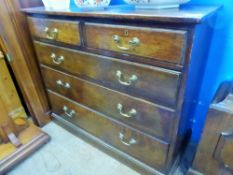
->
[85,23,187,65]
[52,113,164,175]
[21,6,221,24]
[34,41,181,108]
[28,17,81,45]
[191,109,233,175]
[48,90,169,171]
[41,66,176,141]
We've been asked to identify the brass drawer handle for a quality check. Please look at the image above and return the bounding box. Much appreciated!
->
[119,132,137,146]
[117,103,137,118]
[116,70,138,86]
[56,80,71,89]
[44,27,58,40]
[63,106,76,118]
[51,53,64,65]
[112,35,140,51]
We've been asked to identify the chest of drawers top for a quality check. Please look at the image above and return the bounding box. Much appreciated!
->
[23,5,219,24]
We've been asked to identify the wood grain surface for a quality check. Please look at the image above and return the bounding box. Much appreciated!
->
[34,41,181,108]
[42,66,176,141]
[28,17,81,45]
[22,5,221,24]
[0,55,27,120]
[85,23,187,65]
[48,91,169,172]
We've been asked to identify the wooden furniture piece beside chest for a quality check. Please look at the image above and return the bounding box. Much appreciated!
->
[22,6,219,175]
[188,81,233,175]
[0,0,50,126]
[0,1,50,174]
[0,49,28,146]
[0,47,50,174]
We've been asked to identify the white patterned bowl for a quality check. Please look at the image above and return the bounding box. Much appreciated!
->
[123,0,190,9]
[74,0,111,9]
[42,0,70,10]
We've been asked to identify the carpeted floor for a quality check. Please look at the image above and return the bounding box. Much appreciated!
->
[7,122,141,175]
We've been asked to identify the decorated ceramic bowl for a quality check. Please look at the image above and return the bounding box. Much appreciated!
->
[123,0,190,9]
[74,0,111,9]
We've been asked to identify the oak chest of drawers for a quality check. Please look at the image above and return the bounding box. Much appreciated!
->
[23,6,219,175]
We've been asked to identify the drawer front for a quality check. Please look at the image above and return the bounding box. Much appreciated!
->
[42,66,176,141]
[85,23,187,65]
[35,41,181,108]
[48,90,169,171]
[28,17,81,45]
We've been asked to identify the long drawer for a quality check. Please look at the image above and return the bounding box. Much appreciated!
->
[84,23,187,65]
[41,66,176,141]
[28,17,81,45]
[48,90,169,171]
[34,41,181,108]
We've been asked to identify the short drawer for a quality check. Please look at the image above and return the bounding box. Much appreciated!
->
[28,17,81,45]
[41,66,176,141]
[35,41,181,108]
[85,23,187,65]
[48,90,169,171]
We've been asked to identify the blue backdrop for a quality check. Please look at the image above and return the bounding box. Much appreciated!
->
[184,0,233,142]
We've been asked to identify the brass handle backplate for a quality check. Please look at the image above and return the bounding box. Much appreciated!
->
[63,106,76,118]
[56,80,71,89]
[112,35,140,51]
[51,53,64,65]
[116,70,138,86]
[117,103,137,118]
[44,27,58,40]
[119,132,137,146]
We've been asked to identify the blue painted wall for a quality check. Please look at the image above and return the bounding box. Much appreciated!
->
[182,0,233,168]
[186,0,233,142]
